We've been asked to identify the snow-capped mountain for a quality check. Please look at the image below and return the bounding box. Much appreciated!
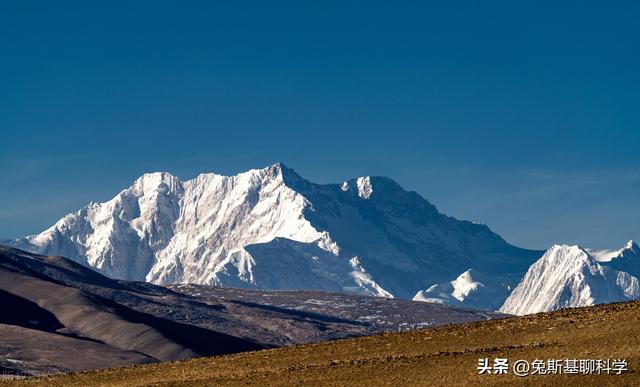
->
[412,269,515,311]
[10,163,540,301]
[500,242,640,315]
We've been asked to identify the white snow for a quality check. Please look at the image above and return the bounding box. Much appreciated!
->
[587,240,637,262]
[356,177,373,199]
[413,269,514,311]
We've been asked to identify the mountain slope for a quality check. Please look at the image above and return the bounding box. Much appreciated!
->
[0,247,264,364]
[0,246,504,375]
[500,243,640,315]
[10,163,541,302]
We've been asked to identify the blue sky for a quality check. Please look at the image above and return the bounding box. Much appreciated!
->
[1,1,639,249]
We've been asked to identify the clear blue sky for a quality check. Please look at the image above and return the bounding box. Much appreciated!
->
[1,1,639,249]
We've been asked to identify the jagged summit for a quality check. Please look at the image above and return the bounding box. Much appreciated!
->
[587,240,639,262]
[131,162,297,186]
[134,171,181,184]
[9,163,540,301]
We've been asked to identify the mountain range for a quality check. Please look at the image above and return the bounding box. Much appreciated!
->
[8,163,639,314]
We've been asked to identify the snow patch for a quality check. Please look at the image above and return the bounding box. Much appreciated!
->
[356,177,373,199]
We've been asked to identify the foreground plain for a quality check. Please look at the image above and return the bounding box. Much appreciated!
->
[7,301,640,386]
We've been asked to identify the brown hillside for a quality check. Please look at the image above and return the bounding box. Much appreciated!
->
[8,301,640,386]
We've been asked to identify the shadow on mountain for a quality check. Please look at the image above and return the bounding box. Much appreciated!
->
[89,294,267,357]
[0,289,64,332]
[0,246,265,367]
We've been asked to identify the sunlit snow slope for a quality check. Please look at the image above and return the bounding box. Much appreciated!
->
[500,242,640,315]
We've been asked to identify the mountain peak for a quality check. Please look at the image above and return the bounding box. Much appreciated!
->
[135,171,179,182]
[261,162,286,174]
[546,244,592,264]
[259,161,294,173]
[246,162,302,182]
[550,244,584,252]
[586,240,639,263]
[132,172,182,195]
[624,240,638,252]
[500,241,640,315]
[179,163,304,192]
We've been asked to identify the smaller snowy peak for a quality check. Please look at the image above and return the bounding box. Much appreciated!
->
[597,240,640,279]
[587,240,639,263]
[414,269,485,303]
[463,270,498,296]
[450,270,486,300]
[500,245,592,315]
[500,244,640,315]
[413,269,514,311]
